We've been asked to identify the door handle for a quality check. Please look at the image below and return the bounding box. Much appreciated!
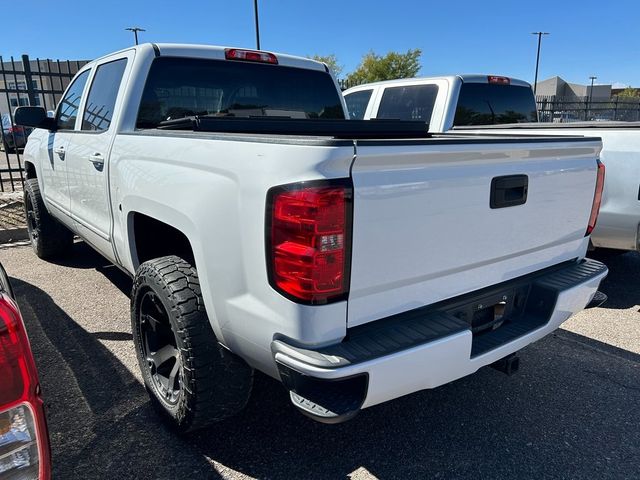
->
[53,146,65,159]
[88,153,105,169]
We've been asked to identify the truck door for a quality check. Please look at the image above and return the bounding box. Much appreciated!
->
[40,69,91,228]
[65,54,131,261]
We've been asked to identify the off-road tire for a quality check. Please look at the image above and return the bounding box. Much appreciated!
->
[131,255,253,433]
[23,178,73,258]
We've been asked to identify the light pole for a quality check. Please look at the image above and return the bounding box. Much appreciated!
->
[253,0,261,50]
[531,32,549,96]
[588,76,597,120]
[126,27,146,45]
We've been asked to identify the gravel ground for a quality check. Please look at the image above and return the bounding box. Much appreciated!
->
[0,243,638,479]
[0,194,26,229]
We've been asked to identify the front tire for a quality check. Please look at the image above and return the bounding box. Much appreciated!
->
[23,178,73,258]
[131,255,253,433]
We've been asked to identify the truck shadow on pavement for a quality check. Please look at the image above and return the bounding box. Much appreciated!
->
[10,264,640,479]
[48,241,134,297]
[11,277,225,480]
[590,250,640,310]
[190,331,639,479]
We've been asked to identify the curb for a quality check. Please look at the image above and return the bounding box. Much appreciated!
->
[0,228,29,244]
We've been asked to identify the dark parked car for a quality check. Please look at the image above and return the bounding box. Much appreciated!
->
[0,262,51,479]
[1,113,29,152]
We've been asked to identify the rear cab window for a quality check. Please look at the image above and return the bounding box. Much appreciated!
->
[376,84,439,123]
[136,57,345,128]
[454,83,538,126]
[344,89,373,120]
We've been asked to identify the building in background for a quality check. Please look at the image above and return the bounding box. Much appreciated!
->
[535,76,612,100]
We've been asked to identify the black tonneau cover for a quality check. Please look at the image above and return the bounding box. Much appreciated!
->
[156,116,431,139]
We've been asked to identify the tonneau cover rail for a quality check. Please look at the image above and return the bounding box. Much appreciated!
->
[156,116,432,139]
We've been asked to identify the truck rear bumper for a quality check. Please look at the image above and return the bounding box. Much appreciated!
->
[272,259,607,423]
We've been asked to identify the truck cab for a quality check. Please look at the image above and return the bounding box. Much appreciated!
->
[343,74,538,131]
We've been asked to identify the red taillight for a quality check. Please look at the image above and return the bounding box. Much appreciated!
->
[586,159,606,236]
[488,75,511,85]
[225,48,278,64]
[267,181,352,304]
[7,126,22,135]
[0,294,50,480]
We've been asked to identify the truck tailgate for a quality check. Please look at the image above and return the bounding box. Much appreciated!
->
[347,137,602,327]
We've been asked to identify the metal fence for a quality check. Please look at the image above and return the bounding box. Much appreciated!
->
[536,95,640,123]
[0,54,87,192]
[339,79,361,91]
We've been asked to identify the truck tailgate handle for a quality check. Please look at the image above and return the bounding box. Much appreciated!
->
[490,175,528,209]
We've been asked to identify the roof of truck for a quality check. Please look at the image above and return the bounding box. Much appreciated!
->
[88,43,327,72]
[344,75,532,92]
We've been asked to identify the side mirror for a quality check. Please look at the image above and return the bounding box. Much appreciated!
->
[14,106,56,130]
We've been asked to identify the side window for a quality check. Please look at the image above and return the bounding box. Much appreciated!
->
[55,70,90,130]
[376,85,439,123]
[82,58,128,131]
[344,90,373,120]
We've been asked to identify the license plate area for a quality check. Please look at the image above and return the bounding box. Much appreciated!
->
[445,285,532,345]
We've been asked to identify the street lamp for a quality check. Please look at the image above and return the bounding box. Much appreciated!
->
[531,32,549,96]
[126,27,146,45]
[254,0,261,50]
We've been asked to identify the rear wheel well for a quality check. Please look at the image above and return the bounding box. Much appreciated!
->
[132,213,195,268]
[24,161,36,179]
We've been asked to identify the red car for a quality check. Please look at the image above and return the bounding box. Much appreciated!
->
[0,262,50,480]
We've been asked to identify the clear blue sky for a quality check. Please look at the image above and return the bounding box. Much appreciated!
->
[5,0,639,87]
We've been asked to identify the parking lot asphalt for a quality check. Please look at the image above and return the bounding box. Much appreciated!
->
[0,242,638,479]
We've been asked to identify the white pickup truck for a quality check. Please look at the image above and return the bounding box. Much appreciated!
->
[16,45,607,432]
[344,75,640,252]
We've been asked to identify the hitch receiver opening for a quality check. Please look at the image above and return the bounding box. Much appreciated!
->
[490,353,520,376]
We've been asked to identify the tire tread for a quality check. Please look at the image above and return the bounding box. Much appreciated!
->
[131,255,253,433]
[24,178,73,258]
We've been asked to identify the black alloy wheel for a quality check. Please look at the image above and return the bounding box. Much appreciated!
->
[138,289,183,406]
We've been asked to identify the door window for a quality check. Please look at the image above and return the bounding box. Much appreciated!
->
[81,58,128,131]
[55,70,90,130]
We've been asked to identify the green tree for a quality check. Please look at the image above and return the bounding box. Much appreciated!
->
[617,86,639,97]
[311,54,343,78]
[346,49,422,85]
